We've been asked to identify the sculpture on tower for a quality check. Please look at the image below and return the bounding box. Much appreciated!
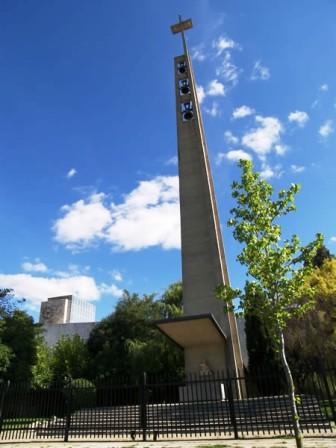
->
[157,18,244,383]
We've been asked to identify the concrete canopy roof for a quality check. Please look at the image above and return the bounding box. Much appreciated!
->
[156,314,227,349]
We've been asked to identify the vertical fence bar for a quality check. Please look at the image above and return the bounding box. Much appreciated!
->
[0,381,9,435]
[139,372,147,441]
[64,382,72,442]
[226,370,238,439]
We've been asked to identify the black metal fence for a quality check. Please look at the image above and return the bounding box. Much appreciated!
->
[0,368,335,442]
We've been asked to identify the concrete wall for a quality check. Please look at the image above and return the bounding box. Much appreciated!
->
[40,296,72,324]
[236,317,249,368]
[42,322,96,347]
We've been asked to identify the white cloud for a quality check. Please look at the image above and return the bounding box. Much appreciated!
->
[22,261,48,273]
[111,270,123,282]
[291,164,305,173]
[320,84,328,92]
[191,45,206,62]
[54,176,181,252]
[251,61,270,81]
[275,144,288,156]
[242,115,283,158]
[69,264,90,274]
[53,193,112,249]
[216,150,252,165]
[207,79,225,96]
[330,236,336,243]
[166,156,178,166]
[53,264,90,279]
[259,162,283,180]
[67,168,77,179]
[99,282,123,297]
[224,131,239,145]
[213,36,237,56]
[232,105,255,119]
[288,111,309,127]
[204,102,220,117]
[0,273,102,309]
[196,85,206,104]
[259,165,274,179]
[216,53,240,86]
[319,120,334,138]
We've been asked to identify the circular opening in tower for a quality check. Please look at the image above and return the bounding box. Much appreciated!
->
[183,111,194,120]
[178,66,186,74]
[180,86,190,95]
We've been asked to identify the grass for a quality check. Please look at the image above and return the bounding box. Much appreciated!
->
[2,417,42,429]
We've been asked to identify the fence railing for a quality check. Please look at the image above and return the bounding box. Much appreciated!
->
[0,368,335,442]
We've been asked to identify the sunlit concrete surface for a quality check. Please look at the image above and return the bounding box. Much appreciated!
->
[1,436,336,448]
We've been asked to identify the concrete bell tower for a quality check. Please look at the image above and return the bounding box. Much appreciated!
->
[157,18,244,380]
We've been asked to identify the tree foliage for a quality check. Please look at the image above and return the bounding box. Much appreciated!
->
[0,288,37,380]
[51,334,90,382]
[217,160,322,337]
[1,309,40,382]
[87,287,183,379]
[161,282,183,319]
[32,337,54,387]
[0,288,23,318]
[244,292,281,374]
[0,289,15,375]
[311,244,333,268]
[245,245,334,376]
[216,160,323,448]
[286,257,336,370]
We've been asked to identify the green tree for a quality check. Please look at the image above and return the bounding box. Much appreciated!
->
[0,289,15,317]
[311,244,333,268]
[286,257,336,370]
[87,288,183,379]
[1,309,39,382]
[0,291,14,376]
[32,337,53,387]
[0,289,14,375]
[161,281,183,318]
[244,291,281,375]
[0,340,12,375]
[51,334,89,382]
[216,160,322,448]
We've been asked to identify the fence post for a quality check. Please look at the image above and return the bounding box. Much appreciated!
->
[321,369,336,425]
[0,381,10,434]
[226,370,238,439]
[139,372,147,441]
[64,382,72,442]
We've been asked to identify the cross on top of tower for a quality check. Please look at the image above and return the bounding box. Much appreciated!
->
[171,16,193,54]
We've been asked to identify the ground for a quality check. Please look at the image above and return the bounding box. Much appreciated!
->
[0,438,335,448]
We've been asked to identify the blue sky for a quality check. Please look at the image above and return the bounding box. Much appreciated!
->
[1,1,335,321]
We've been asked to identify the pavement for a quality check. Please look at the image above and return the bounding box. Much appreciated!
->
[0,437,335,448]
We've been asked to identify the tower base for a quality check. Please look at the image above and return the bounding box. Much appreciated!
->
[157,314,227,401]
[156,314,245,400]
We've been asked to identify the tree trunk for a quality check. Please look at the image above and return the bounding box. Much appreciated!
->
[278,327,303,448]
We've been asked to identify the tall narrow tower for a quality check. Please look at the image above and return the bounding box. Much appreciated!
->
[157,18,244,379]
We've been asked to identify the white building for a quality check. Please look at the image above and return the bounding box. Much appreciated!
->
[39,295,96,346]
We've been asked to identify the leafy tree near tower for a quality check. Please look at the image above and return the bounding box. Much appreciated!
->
[217,160,322,448]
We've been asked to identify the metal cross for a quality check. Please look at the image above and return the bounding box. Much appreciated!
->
[171,15,193,54]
